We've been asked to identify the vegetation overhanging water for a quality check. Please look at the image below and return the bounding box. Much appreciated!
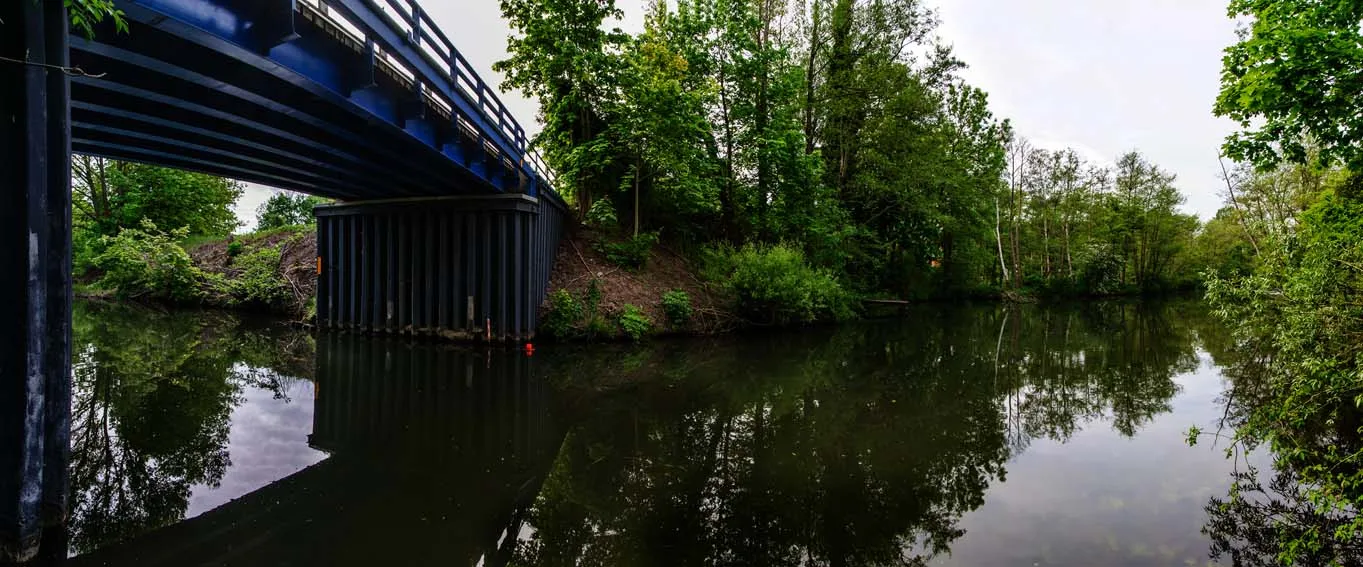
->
[58,298,1322,566]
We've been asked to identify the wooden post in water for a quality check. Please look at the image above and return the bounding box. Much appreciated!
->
[0,0,74,562]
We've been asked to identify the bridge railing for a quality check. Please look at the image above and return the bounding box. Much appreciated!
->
[301,0,560,200]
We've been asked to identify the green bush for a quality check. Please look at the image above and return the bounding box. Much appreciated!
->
[708,243,853,325]
[597,232,658,270]
[660,289,692,327]
[227,246,291,308]
[226,240,244,258]
[95,221,204,302]
[586,197,618,229]
[1075,243,1125,295]
[617,304,652,341]
[542,289,583,338]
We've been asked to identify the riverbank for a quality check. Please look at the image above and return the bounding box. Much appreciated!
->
[78,222,1192,342]
[77,224,318,320]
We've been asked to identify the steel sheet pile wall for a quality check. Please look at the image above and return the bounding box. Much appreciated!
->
[315,195,564,342]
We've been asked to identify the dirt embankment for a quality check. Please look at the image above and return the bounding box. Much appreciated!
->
[545,228,736,337]
[189,227,318,317]
[181,224,732,338]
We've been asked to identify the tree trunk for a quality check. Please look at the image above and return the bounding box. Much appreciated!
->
[633,160,641,238]
[717,55,739,242]
[995,196,1010,287]
[755,0,772,240]
[802,0,822,155]
[1063,220,1073,277]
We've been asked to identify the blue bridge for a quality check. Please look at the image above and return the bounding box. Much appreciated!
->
[1,0,568,561]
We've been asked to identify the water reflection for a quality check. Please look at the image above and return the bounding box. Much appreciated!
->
[57,299,1247,566]
[68,302,312,556]
[1195,329,1363,566]
[524,301,1202,566]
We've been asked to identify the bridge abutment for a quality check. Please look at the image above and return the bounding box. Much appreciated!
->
[315,195,564,342]
[0,0,73,563]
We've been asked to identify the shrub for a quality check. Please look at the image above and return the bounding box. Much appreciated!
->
[585,316,615,339]
[597,232,658,270]
[95,220,204,302]
[586,197,618,229]
[1074,243,1124,295]
[542,289,582,338]
[585,278,603,320]
[708,243,853,325]
[617,304,652,341]
[228,246,292,308]
[660,289,692,327]
[226,240,244,258]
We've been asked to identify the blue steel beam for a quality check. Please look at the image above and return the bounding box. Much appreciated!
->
[71,101,401,193]
[69,79,433,198]
[73,123,371,198]
[71,32,462,194]
[101,0,549,198]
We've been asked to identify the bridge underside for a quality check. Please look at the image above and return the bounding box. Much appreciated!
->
[316,196,565,342]
[70,0,538,200]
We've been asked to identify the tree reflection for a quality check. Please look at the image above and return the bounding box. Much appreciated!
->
[1202,467,1363,566]
[518,300,1199,566]
[1195,321,1363,566]
[66,302,312,555]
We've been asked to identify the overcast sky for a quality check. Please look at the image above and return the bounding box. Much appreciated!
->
[236,1,1240,228]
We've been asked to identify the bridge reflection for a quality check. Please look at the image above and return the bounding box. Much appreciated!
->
[67,336,564,567]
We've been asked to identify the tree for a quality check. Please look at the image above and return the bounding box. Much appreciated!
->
[72,156,243,239]
[496,0,629,217]
[255,192,329,231]
[1215,0,1363,170]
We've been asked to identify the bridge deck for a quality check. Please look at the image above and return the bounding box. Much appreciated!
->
[71,0,561,203]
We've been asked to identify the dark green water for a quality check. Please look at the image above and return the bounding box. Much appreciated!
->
[55,299,1261,566]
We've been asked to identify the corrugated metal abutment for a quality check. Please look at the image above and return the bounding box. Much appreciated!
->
[314,194,565,342]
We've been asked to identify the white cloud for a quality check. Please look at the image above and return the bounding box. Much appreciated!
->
[935,0,1241,218]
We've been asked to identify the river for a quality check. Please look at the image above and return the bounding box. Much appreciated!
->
[55,298,1263,566]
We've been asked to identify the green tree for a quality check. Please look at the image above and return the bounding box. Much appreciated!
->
[72,156,243,239]
[1197,4,1363,561]
[1215,0,1363,170]
[496,0,629,217]
[255,191,328,231]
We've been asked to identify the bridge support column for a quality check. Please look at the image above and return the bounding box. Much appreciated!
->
[0,0,74,563]
[315,195,564,342]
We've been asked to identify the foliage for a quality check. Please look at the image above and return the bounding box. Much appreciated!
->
[1195,5,1363,559]
[67,0,129,39]
[542,289,584,339]
[660,289,692,327]
[225,246,292,309]
[596,232,658,270]
[708,243,853,325]
[1214,0,1363,170]
[616,304,652,341]
[94,220,203,302]
[585,197,619,229]
[1200,188,1363,563]
[226,240,244,258]
[497,0,1205,302]
[73,156,243,240]
[255,192,329,231]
